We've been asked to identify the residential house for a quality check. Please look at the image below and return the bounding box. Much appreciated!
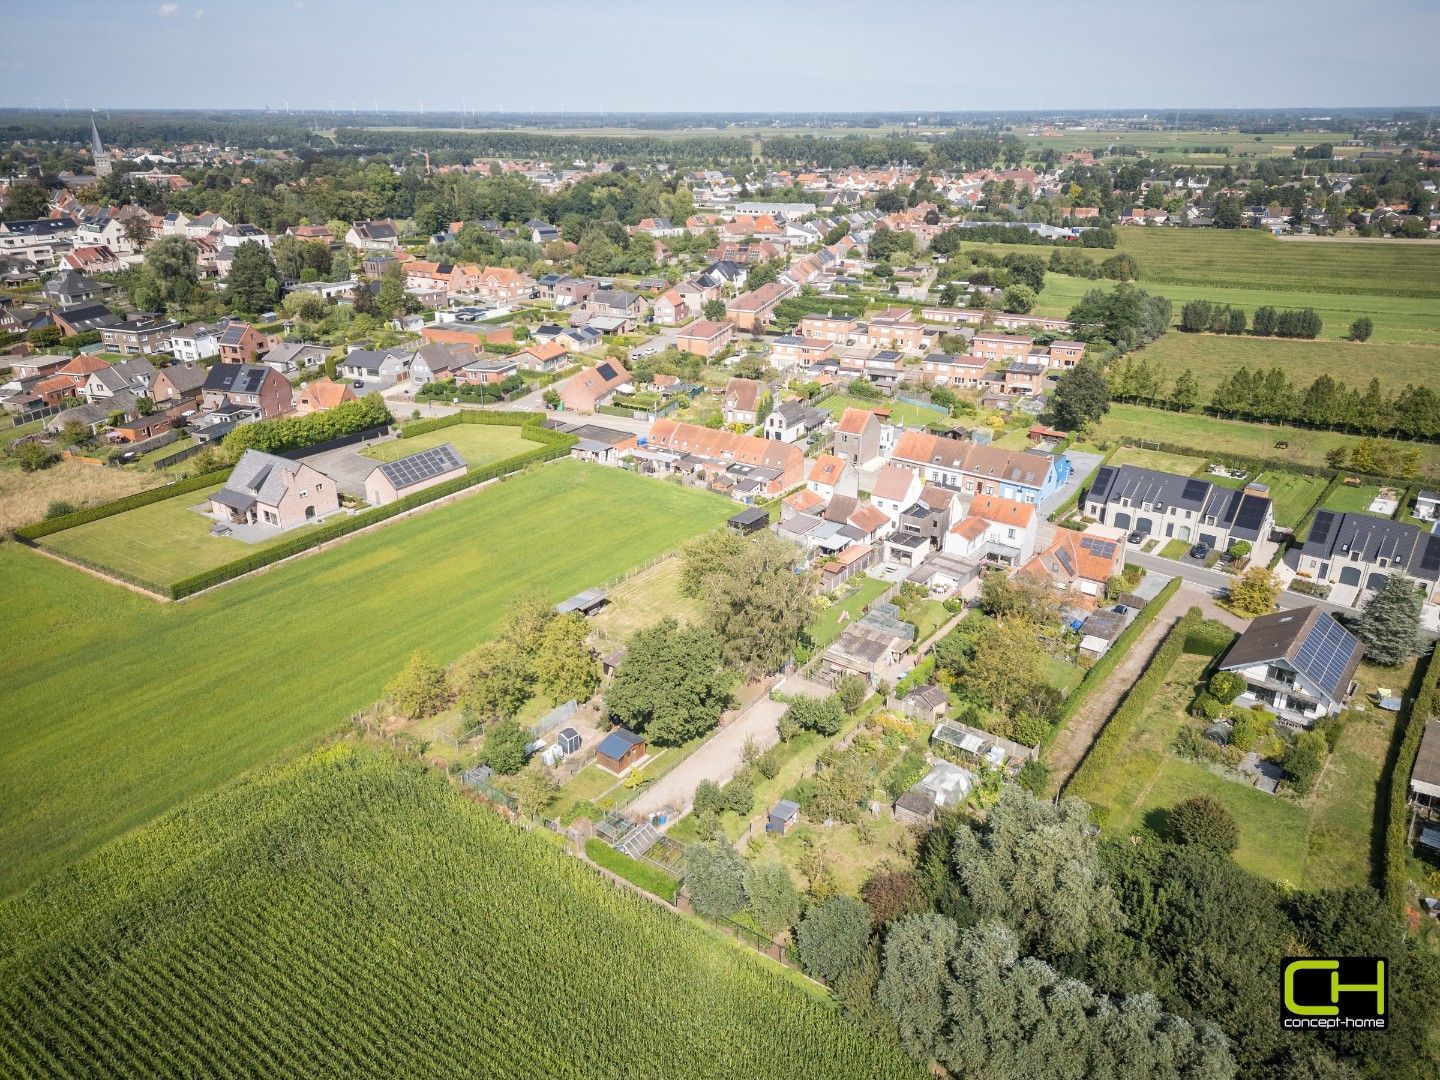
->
[201,363,293,418]
[584,290,645,321]
[363,443,467,506]
[675,318,735,359]
[892,430,1071,504]
[764,398,828,443]
[1084,465,1274,550]
[942,493,1039,567]
[293,377,357,414]
[553,278,598,308]
[167,321,222,363]
[726,281,792,332]
[262,341,328,375]
[556,325,603,352]
[921,352,988,387]
[832,407,885,465]
[768,335,833,371]
[209,449,339,529]
[1020,524,1124,599]
[337,347,412,388]
[1001,362,1046,396]
[51,302,122,337]
[808,453,858,501]
[420,322,514,349]
[871,463,925,528]
[855,308,927,353]
[51,354,111,394]
[971,332,1036,363]
[645,419,805,500]
[217,321,276,365]
[721,377,765,426]
[0,217,78,268]
[652,287,691,326]
[83,358,155,403]
[100,315,179,356]
[472,266,536,303]
[184,211,230,239]
[1046,340,1086,369]
[61,246,125,275]
[1296,510,1440,604]
[560,422,639,467]
[516,340,570,373]
[558,359,632,414]
[285,223,333,245]
[408,342,471,386]
[107,412,176,444]
[457,355,519,385]
[345,220,399,251]
[1217,607,1364,727]
[42,270,106,307]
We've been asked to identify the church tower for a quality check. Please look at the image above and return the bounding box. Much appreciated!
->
[90,117,112,178]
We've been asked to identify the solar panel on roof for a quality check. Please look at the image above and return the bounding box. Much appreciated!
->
[1182,478,1209,502]
[1234,495,1268,532]
[595,362,617,381]
[1080,537,1117,558]
[1293,613,1360,698]
[1309,509,1336,547]
[1420,535,1440,574]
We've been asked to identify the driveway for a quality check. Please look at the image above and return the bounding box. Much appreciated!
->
[297,439,391,498]
[629,674,828,820]
[1126,550,1357,619]
[1042,449,1103,516]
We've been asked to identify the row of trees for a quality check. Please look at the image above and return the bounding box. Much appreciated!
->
[1178,300,1322,339]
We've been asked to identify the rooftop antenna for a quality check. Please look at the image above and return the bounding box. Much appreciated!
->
[374,98,380,115]
[283,99,290,115]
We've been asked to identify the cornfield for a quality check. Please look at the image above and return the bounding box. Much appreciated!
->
[0,746,920,1080]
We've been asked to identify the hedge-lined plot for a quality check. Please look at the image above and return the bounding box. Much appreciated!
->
[0,461,734,897]
[0,746,921,1080]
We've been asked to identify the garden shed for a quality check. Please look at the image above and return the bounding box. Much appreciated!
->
[596,728,647,775]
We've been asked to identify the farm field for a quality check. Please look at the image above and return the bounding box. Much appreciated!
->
[819,393,947,429]
[1108,445,1206,475]
[361,423,538,467]
[42,481,337,586]
[1126,334,1440,397]
[0,461,733,897]
[0,458,161,533]
[0,746,921,1080]
[1088,404,1440,478]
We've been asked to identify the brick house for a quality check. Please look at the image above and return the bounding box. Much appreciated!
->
[726,281,793,332]
[971,332,1035,362]
[209,450,339,529]
[832,407,884,464]
[721,377,765,426]
[558,359,632,414]
[201,363,293,418]
[676,319,735,358]
[798,313,859,343]
[473,266,537,303]
[293,377,358,414]
[217,322,277,365]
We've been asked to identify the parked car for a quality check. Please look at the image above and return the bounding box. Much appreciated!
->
[1127,531,1144,545]
[1190,543,1210,560]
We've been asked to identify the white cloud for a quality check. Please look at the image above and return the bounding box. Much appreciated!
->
[194,7,205,17]
[157,3,181,16]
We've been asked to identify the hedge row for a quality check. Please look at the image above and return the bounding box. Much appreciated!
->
[1065,606,1203,809]
[1382,641,1440,915]
[169,433,575,599]
[15,468,230,540]
[397,409,558,440]
[1048,575,1182,742]
[1114,435,1435,486]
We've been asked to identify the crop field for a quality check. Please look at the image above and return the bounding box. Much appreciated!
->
[1016,129,1318,156]
[1128,333,1440,397]
[0,746,921,1080]
[1088,404,1440,478]
[0,461,733,897]
[361,423,537,467]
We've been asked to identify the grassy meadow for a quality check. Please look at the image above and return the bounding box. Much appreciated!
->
[0,461,733,897]
[360,423,537,466]
[0,458,162,533]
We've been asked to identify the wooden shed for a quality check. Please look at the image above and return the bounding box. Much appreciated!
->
[595,728,647,775]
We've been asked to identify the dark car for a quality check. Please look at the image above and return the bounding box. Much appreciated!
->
[1190,543,1210,560]
[1127,531,1144,545]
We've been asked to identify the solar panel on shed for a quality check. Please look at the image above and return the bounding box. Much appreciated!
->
[378,443,464,489]
[1293,613,1361,699]
[1308,509,1336,547]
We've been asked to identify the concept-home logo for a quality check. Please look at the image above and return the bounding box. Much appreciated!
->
[1281,957,1387,1031]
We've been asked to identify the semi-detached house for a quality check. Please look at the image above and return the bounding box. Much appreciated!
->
[891,430,1070,505]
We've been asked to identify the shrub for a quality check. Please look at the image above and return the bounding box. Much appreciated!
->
[1230,707,1271,753]
[12,441,58,472]
[44,500,78,519]
[1166,795,1240,855]
[1208,671,1247,705]
[477,718,531,775]
[1284,730,1328,795]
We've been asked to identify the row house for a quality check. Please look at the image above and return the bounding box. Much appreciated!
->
[152,362,208,405]
[971,332,1035,363]
[920,307,1074,333]
[83,358,156,403]
[832,407,892,465]
[798,313,858,344]
[1084,465,1275,552]
[854,307,928,353]
[1044,340,1086,369]
[645,419,805,501]
[1297,510,1440,604]
[0,218,78,268]
[404,261,482,300]
[768,335,833,371]
[100,315,179,356]
[891,430,1070,505]
[726,281,793,332]
[1000,362,1046,396]
[61,245,125,275]
[920,352,988,387]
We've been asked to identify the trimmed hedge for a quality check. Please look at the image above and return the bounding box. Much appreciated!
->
[1048,575,1182,743]
[15,469,230,540]
[1382,641,1440,915]
[1066,606,1203,809]
[585,838,679,903]
[397,409,555,440]
[169,425,573,599]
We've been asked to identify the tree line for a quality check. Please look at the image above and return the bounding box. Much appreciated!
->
[1179,300,1322,338]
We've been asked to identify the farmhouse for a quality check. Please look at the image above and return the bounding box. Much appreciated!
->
[1085,465,1276,550]
[363,443,467,506]
[209,450,339,530]
[1217,606,1363,727]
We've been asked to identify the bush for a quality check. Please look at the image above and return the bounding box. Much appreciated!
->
[44,500,78,519]
[1190,693,1225,722]
[478,718,532,775]
[1284,730,1328,795]
[1208,671,1247,705]
[786,694,845,736]
[222,392,392,458]
[1230,707,1271,752]
[1166,795,1240,855]
[13,441,59,472]
[1348,317,1373,342]
[835,675,868,715]
[720,778,753,816]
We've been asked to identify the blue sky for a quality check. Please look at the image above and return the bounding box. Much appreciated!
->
[3,0,1438,112]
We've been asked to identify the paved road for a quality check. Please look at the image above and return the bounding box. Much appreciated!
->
[1042,449,1103,516]
[628,675,829,820]
[1126,550,1356,618]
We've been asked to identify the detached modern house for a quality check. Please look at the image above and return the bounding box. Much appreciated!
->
[209,450,339,530]
[201,363,292,418]
[1217,606,1363,727]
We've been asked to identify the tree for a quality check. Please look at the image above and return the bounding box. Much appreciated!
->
[1001,284,1035,314]
[861,870,925,927]
[702,298,726,320]
[226,240,280,314]
[1284,730,1328,795]
[1100,252,1139,281]
[951,787,1120,958]
[835,674,868,714]
[1353,573,1424,665]
[27,325,62,349]
[877,913,959,1058]
[383,652,449,720]
[1252,305,1277,336]
[1207,671,1246,705]
[746,862,802,935]
[534,612,599,704]
[685,840,747,919]
[785,693,845,736]
[477,718,530,775]
[452,641,534,721]
[680,530,813,677]
[122,216,151,250]
[1348,317,1374,342]
[796,896,871,986]
[605,620,733,745]
[12,441,58,472]
[376,264,414,319]
[1001,252,1046,291]
[142,235,199,308]
[1227,567,1280,616]
[1067,284,1171,353]
[1167,795,1240,856]
[513,764,559,818]
[1214,195,1244,228]
[2,179,48,219]
[1170,368,1201,412]
[1050,361,1110,430]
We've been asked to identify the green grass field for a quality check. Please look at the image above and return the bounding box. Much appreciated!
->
[819,394,947,429]
[1090,404,1440,478]
[1322,482,1390,517]
[361,424,537,467]
[1250,472,1329,529]
[0,746,920,1079]
[1125,333,1440,396]
[1108,445,1206,475]
[0,461,733,897]
[813,574,890,648]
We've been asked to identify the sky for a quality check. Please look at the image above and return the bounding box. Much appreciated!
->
[3,0,1438,113]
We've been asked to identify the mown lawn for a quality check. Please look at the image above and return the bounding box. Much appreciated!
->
[1090,404,1440,477]
[361,423,538,467]
[1127,333,1440,397]
[1250,471,1330,529]
[1109,444,1206,476]
[1322,482,1391,517]
[0,461,733,897]
[818,393,947,429]
[589,555,705,646]
[812,574,890,648]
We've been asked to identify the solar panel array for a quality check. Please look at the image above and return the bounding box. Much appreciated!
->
[1309,509,1337,548]
[1182,478,1210,503]
[1421,534,1440,574]
[1234,494,1269,533]
[380,443,464,488]
[1294,613,1361,698]
[1080,536,1118,559]
[595,362,617,381]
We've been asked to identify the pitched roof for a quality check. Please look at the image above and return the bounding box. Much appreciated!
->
[1022,527,1121,585]
[872,463,919,502]
[848,503,890,535]
[1221,606,1364,702]
[836,407,876,436]
[218,449,304,508]
[967,493,1034,529]
[785,488,825,515]
[892,430,1056,490]
[723,377,763,415]
[678,318,731,341]
[203,363,277,396]
[809,454,846,487]
[372,443,465,491]
[297,378,355,410]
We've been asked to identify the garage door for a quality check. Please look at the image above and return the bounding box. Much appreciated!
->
[1199,532,1218,548]
[1338,565,1362,586]
[1366,572,1389,591]
[1113,511,1131,530]
[1136,517,1153,535]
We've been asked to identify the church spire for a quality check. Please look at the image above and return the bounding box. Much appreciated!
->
[90,116,112,178]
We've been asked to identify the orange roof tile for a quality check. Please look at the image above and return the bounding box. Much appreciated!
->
[968,494,1034,529]
[835,408,875,436]
[809,454,845,485]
